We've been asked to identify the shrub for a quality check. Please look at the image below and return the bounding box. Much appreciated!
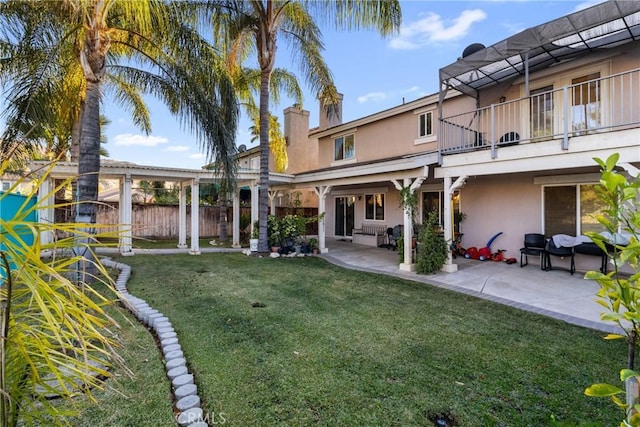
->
[416,211,448,274]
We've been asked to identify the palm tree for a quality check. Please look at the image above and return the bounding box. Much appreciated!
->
[215,0,401,252]
[1,1,238,254]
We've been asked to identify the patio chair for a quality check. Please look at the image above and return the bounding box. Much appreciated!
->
[519,233,546,269]
[388,225,402,251]
[544,237,575,275]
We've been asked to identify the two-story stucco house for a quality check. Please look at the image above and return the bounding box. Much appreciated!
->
[270,0,640,273]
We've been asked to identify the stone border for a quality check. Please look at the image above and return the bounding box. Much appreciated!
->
[101,258,208,427]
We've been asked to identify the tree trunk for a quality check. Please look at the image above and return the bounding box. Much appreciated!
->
[257,69,271,253]
[74,80,101,282]
[70,100,83,220]
[218,194,228,242]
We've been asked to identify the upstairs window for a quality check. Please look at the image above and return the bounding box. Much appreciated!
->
[419,112,433,138]
[365,193,385,221]
[250,157,259,170]
[334,134,355,161]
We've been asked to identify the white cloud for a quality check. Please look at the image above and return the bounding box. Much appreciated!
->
[113,133,169,147]
[189,153,205,160]
[165,145,190,152]
[390,9,487,50]
[357,86,423,105]
[357,92,388,104]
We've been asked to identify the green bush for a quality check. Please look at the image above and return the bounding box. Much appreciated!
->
[416,211,448,274]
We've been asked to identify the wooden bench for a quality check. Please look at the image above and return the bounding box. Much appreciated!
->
[352,224,387,247]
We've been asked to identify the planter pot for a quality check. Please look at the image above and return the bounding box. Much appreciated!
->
[312,248,318,255]
[249,238,259,252]
[271,246,279,253]
[293,245,302,254]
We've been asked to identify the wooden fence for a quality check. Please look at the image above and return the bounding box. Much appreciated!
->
[51,203,319,239]
[91,203,252,238]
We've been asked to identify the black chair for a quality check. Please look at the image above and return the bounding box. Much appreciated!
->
[388,225,402,251]
[520,233,546,269]
[544,238,575,275]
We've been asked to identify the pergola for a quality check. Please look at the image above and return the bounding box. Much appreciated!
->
[30,161,294,255]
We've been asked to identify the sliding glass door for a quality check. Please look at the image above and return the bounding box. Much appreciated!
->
[335,196,355,237]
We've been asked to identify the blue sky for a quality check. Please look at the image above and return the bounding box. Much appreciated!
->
[104,0,603,170]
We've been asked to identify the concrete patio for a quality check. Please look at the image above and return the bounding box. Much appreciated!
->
[321,239,620,334]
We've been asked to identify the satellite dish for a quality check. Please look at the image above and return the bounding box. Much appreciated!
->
[238,144,246,152]
[462,43,485,58]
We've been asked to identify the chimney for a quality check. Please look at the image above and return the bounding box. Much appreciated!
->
[319,93,343,131]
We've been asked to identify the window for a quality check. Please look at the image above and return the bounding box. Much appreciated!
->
[419,112,433,138]
[544,184,606,236]
[1,181,10,191]
[250,157,259,170]
[571,72,601,132]
[422,192,443,226]
[334,134,355,161]
[365,193,385,221]
[421,191,461,229]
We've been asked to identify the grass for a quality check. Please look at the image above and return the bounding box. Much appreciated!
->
[99,237,234,249]
[54,281,176,427]
[77,252,626,427]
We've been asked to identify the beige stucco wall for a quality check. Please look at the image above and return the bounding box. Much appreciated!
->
[458,172,614,273]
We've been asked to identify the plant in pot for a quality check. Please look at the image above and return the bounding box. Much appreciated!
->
[308,237,318,255]
[249,220,259,252]
[267,215,281,252]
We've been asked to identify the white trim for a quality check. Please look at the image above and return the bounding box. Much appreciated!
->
[330,158,357,167]
[414,135,437,145]
[533,173,601,185]
[331,186,388,196]
[330,127,358,139]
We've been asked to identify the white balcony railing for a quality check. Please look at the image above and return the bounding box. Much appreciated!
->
[439,68,640,157]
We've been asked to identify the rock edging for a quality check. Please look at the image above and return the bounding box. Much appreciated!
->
[102,258,208,427]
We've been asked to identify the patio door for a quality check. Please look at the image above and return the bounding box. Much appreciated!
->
[335,196,355,238]
[530,85,554,141]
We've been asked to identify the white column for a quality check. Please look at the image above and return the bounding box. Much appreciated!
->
[38,177,54,245]
[232,191,240,248]
[177,183,188,248]
[400,177,415,272]
[314,185,331,253]
[120,174,133,256]
[268,190,279,215]
[442,175,457,272]
[190,178,201,255]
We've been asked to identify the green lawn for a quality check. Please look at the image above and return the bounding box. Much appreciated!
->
[71,253,623,426]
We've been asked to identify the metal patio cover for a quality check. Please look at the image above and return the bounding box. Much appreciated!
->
[439,0,640,98]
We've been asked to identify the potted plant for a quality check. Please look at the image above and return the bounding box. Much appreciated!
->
[249,220,259,252]
[267,215,281,252]
[308,237,319,255]
[454,211,467,234]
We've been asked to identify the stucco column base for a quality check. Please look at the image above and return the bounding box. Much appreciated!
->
[320,248,329,254]
[177,244,188,249]
[121,251,135,257]
[189,250,201,256]
[441,263,458,273]
[232,244,241,249]
[399,263,415,272]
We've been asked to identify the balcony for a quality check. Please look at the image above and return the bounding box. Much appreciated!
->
[439,68,640,157]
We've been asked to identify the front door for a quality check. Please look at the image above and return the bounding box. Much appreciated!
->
[335,196,355,238]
